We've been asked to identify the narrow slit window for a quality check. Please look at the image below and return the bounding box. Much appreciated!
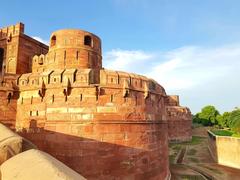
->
[110,94,114,102]
[76,51,79,60]
[7,93,11,104]
[64,50,66,60]
[54,52,56,62]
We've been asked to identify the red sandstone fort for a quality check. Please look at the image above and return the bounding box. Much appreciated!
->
[0,23,192,179]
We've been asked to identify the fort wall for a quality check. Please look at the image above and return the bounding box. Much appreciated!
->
[0,22,192,180]
[16,68,170,179]
[165,96,192,142]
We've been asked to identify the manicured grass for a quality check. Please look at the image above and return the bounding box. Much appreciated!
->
[211,129,233,136]
[211,129,240,138]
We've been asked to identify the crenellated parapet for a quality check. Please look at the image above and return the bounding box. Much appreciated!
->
[166,106,191,120]
[0,23,48,75]
[0,23,24,40]
[17,68,167,100]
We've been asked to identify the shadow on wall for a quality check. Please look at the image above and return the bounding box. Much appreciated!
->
[207,131,218,162]
[18,120,170,180]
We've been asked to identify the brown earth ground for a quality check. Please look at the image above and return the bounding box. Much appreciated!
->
[169,126,240,180]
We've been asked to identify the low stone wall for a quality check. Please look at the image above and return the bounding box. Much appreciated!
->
[208,131,240,169]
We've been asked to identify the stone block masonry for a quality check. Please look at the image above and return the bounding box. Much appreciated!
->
[0,22,191,179]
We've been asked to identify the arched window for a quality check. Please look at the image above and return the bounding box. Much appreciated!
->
[51,35,56,47]
[84,35,92,47]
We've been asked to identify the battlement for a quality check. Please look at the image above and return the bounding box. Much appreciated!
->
[166,106,191,119]
[165,95,179,106]
[0,23,24,39]
[18,68,166,96]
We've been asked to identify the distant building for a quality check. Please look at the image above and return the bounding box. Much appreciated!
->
[0,23,192,179]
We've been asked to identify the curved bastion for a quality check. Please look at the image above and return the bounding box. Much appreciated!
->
[16,29,171,179]
[0,23,192,180]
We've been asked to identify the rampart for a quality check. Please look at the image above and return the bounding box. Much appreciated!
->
[165,95,192,142]
[0,22,192,180]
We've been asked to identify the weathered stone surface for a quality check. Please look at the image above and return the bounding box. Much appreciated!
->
[165,95,192,142]
[0,149,86,180]
[0,123,36,164]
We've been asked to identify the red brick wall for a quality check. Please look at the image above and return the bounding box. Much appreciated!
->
[16,71,171,179]
[0,23,48,75]
[19,122,170,180]
[167,120,192,142]
[165,105,192,142]
[0,74,19,129]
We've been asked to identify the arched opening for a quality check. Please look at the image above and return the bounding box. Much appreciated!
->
[84,35,92,47]
[51,35,56,47]
[39,57,43,65]
[7,59,16,74]
[0,48,4,75]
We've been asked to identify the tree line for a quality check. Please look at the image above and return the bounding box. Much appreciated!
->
[193,105,240,134]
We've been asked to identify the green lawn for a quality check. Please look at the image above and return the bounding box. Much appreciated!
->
[211,129,233,136]
[211,129,240,137]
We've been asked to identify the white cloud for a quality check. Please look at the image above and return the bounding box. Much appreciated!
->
[104,49,154,73]
[103,45,240,113]
[32,36,49,45]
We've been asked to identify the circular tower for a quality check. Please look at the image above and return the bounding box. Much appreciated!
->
[47,29,102,70]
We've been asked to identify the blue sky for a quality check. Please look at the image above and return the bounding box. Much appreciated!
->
[1,0,240,113]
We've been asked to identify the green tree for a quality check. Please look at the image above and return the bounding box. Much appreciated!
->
[229,109,240,133]
[198,105,220,126]
[222,112,231,128]
[193,113,201,123]
[216,114,223,128]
